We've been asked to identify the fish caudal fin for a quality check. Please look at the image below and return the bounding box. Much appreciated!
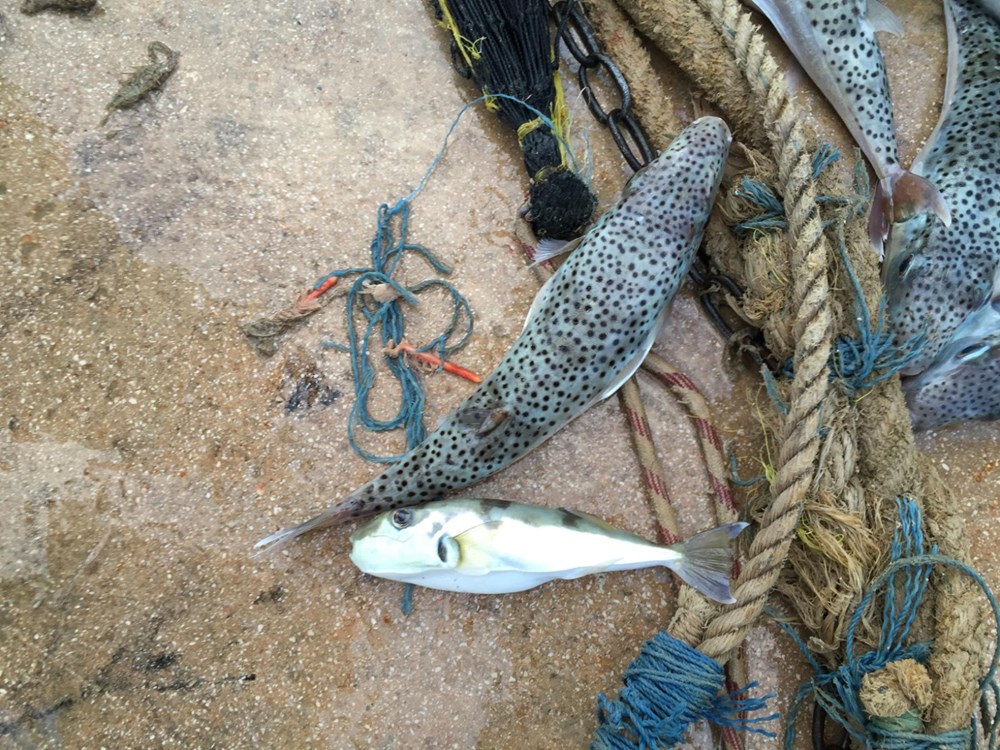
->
[668,522,748,604]
[891,171,951,227]
[253,497,363,555]
[869,171,951,256]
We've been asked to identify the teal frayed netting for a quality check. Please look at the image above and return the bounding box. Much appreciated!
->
[780,497,1000,749]
[592,631,777,749]
[827,230,927,394]
[734,146,927,394]
[732,144,844,237]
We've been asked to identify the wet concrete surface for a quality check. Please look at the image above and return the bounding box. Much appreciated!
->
[0,1,997,748]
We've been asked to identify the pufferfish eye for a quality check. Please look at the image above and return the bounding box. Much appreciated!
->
[390,509,413,529]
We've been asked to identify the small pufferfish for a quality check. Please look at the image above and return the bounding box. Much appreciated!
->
[349,499,748,603]
[255,117,733,552]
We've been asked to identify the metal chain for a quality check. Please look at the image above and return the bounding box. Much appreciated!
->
[552,0,770,370]
[554,0,653,171]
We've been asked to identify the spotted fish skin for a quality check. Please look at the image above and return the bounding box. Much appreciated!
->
[255,117,732,551]
[747,0,950,252]
[884,0,1000,386]
[904,335,1000,429]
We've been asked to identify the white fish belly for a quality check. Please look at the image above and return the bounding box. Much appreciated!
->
[450,520,680,592]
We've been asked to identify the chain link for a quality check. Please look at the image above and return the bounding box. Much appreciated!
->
[554,1,652,171]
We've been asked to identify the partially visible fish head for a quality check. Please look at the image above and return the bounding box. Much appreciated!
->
[904,331,1000,430]
[617,116,731,220]
[885,216,999,374]
[349,505,461,580]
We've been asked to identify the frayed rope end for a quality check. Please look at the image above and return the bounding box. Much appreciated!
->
[592,631,777,750]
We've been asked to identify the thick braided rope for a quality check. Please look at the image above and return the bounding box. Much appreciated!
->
[692,0,833,662]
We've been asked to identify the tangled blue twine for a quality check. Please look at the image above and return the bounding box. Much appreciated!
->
[315,94,587,464]
[316,206,472,464]
[732,145,845,236]
[781,498,1000,749]
[828,235,926,393]
[592,631,777,749]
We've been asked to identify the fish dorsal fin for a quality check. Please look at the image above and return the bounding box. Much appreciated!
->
[595,305,667,402]
[868,0,904,36]
[532,235,583,265]
[557,507,620,534]
[452,405,511,437]
[522,271,558,333]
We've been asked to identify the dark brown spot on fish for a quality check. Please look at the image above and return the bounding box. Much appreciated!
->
[479,499,512,511]
[558,507,584,529]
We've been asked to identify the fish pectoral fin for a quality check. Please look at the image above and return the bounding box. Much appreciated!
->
[595,308,665,402]
[532,235,583,265]
[868,0,905,36]
[453,405,511,437]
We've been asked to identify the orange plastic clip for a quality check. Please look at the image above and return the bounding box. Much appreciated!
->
[394,342,482,384]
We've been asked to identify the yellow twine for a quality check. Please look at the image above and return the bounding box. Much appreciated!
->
[437,0,486,68]
[438,0,575,174]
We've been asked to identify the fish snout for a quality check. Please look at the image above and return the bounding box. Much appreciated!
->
[689,115,733,147]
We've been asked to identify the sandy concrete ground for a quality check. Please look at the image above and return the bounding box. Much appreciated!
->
[0,0,997,748]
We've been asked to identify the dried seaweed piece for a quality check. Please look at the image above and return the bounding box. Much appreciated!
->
[101,41,179,125]
[21,0,96,14]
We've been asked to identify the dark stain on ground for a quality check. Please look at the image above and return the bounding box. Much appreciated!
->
[282,354,341,413]
[0,696,75,738]
[145,651,180,671]
[253,584,286,604]
[20,0,97,15]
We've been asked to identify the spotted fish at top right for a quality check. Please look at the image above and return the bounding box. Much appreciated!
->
[883,0,1000,427]
[746,0,951,255]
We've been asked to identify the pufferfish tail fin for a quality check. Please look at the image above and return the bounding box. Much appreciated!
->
[666,522,748,604]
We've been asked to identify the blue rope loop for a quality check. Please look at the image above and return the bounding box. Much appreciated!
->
[312,93,589,465]
[781,498,1000,749]
[341,201,475,464]
[592,631,777,749]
